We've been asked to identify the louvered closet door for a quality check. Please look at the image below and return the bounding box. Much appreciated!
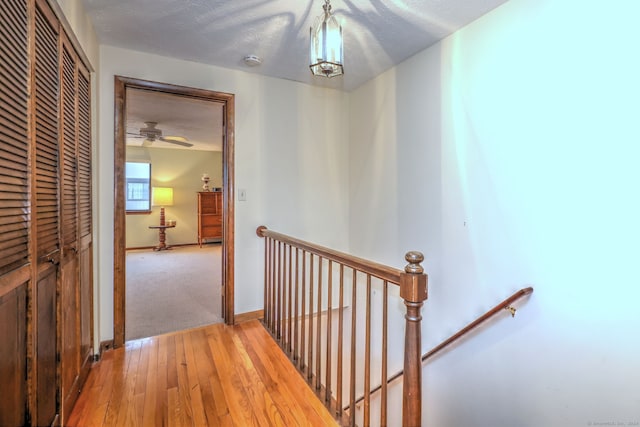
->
[77,65,93,373]
[0,0,30,425]
[0,0,29,272]
[59,37,81,420]
[34,1,61,424]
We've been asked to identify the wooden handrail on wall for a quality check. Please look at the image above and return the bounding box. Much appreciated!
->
[421,286,533,361]
[348,286,534,409]
[257,226,428,427]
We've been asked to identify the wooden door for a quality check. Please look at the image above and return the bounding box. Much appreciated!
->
[0,0,30,425]
[59,35,81,419]
[59,31,93,421]
[77,64,93,379]
[1,0,93,424]
[33,1,62,424]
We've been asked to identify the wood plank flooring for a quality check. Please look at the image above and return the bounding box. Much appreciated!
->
[67,320,339,426]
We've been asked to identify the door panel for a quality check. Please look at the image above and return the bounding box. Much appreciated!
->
[36,268,58,426]
[0,0,29,424]
[0,284,27,427]
[60,254,79,414]
[78,68,93,367]
[0,0,29,276]
[34,1,62,423]
[59,38,81,419]
[79,241,92,363]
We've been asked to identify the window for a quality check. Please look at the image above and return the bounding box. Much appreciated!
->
[126,162,151,212]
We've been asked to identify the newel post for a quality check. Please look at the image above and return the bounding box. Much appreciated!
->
[400,251,428,427]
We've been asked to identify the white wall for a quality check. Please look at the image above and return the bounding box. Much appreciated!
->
[96,45,350,342]
[125,147,221,248]
[54,0,99,67]
[349,0,640,425]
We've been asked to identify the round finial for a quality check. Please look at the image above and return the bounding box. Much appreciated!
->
[256,225,267,237]
[404,251,424,274]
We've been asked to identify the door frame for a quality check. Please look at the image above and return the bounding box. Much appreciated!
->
[113,76,235,347]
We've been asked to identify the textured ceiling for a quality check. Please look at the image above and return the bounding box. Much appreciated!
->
[82,0,508,91]
[126,89,223,151]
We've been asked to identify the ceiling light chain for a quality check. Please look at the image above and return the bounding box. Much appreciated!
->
[309,0,344,78]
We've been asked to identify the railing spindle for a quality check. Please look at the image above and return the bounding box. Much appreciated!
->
[264,236,269,327]
[282,243,287,343]
[336,264,344,417]
[316,256,323,390]
[308,253,314,380]
[281,243,286,344]
[326,260,333,403]
[349,269,357,427]
[300,250,307,370]
[271,238,276,331]
[288,244,293,352]
[381,280,388,426]
[279,241,284,340]
[364,274,372,427]
[294,248,299,362]
[280,244,285,345]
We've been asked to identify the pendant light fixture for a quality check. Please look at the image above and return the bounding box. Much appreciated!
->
[309,0,343,78]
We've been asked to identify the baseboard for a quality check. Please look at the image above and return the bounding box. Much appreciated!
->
[125,242,220,251]
[235,309,264,324]
[125,245,156,251]
[99,339,114,358]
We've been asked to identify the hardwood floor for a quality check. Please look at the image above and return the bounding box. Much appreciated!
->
[67,320,338,426]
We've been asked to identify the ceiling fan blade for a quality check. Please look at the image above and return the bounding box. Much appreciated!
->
[160,136,193,147]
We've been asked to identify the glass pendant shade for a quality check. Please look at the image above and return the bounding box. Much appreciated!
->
[309,0,343,78]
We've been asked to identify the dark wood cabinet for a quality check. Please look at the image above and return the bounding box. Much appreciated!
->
[198,191,223,246]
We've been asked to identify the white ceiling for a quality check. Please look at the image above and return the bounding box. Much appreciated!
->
[82,0,509,92]
[126,89,223,151]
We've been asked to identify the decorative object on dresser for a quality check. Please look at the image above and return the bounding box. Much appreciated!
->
[201,173,210,191]
[198,191,222,246]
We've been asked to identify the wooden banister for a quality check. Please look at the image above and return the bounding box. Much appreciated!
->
[400,252,428,427]
[257,226,428,426]
[257,226,403,283]
[347,286,534,409]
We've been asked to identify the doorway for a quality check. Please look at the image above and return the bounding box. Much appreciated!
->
[113,77,235,348]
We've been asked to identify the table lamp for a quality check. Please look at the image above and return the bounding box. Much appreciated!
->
[152,187,173,226]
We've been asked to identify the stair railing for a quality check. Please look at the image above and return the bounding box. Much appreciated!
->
[257,226,428,426]
[347,287,534,409]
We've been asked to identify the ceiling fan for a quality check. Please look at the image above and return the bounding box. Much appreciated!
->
[127,121,193,147]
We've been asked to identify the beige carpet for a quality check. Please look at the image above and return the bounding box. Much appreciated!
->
[125,244,223,340]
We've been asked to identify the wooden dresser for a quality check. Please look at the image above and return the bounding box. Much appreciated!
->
[198,191,222,246]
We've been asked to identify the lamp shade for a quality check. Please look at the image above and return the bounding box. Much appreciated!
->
[310,0,343,78]
[152,187,174,206]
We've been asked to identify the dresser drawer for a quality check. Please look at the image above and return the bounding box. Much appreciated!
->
[199,191,222,214]
[201,224,222,239]
[201,214,222,227]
